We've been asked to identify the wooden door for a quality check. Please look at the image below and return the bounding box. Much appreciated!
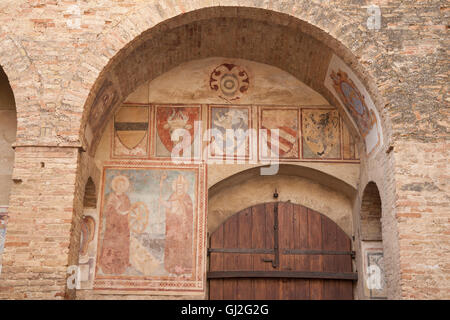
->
[208,202,356,300]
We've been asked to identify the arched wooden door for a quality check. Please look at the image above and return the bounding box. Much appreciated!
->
[208,202,356,300]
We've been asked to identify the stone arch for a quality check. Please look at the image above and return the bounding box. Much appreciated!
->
[69,3,400,299]
[78,4,391,155]
[208,164,357,237]
[360,181,382,241]
[0,34,42,145]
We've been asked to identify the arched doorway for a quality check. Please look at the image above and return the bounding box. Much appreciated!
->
[359,182,386,299]
[209,202,355,300]
[69,6,390,300]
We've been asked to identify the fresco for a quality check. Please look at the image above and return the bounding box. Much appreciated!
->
[208,106,251,159]
[0,207,7,275]
[302,109,341,159]
[88,80,120,137]
[260,108,300,159]
[325,54,383,155]
[362,241,387,299]
[113,106,149,158]
[209,63,250,102]
[77,209,98,289]
[154,105,201,158]
[94,163,206,294]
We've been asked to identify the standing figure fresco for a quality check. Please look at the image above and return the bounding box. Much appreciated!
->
[98,175,132,275]
[159,174,194,276]
[94,165,205,294]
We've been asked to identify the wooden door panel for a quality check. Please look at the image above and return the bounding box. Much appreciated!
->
[209,202,355,300]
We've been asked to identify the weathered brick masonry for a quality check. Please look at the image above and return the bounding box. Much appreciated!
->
[0,0,448,299]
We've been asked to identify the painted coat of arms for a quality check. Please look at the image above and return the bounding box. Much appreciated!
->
[113,106,149,157]
[155,106,200,158]
[330,70,376,138]
[209,106,250,159]
[302,109,341,159]
[260,108,300,159]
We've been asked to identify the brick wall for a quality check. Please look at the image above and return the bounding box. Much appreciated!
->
[0,147,80,299]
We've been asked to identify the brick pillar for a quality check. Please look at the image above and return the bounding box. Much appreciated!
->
[0,146,82,299]
[394,141,449,299]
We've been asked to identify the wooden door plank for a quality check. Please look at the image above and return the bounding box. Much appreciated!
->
[209,224,224,300]
[236,208,253,300]
[321,216,339,299]
[264,203,278,300]
[252,204,268,300]
[223,213,238,299]
[293,204,310,299]
[279,202,296,299]
[308,208,323,300]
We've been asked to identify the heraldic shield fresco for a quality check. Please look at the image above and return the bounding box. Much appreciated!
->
[155,105,201,159]
[325,54,383,155]
[208,105,251,159]
[302,109,341,159]
[113,106,150,158]
[260,107,300,160]
[110,103,360,163]
[94,163,206,294]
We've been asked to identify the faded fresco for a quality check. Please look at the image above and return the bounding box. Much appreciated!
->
[113,106,149,158]
[362,241,387,299]
[325,54,383,155]
[78,209,98,289]
[260,108,300,159]
[209,106,251,159]
[88,80,120,136]
[209,63,250,102]
[94,164,205,294]
[302,109,341,159]
[0,207,7,274]
[155,106,201,158]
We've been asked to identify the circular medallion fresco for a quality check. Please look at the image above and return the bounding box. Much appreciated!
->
[210,63,250,101]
